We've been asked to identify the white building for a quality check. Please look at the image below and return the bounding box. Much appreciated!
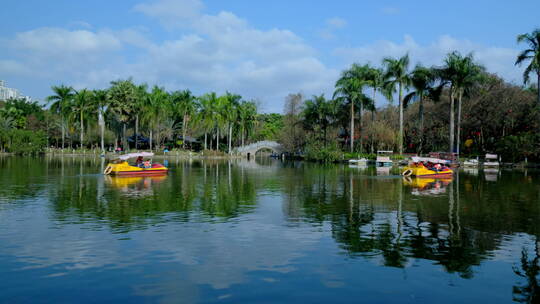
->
[0,80,30,101]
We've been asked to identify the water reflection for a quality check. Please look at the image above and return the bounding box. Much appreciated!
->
[0,156,540,303]
[403,177,452,196]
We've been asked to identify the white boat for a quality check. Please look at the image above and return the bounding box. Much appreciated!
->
[463,158,480,167]
[483,153,500,168]
[376,150,393,167]
[348,158,369,164]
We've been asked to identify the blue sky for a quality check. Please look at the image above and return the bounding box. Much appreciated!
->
[1,0,538,112]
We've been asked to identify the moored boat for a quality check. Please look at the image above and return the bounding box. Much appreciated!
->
[401,157,453,178]
[376,150,393,167]
[104,152,168,175]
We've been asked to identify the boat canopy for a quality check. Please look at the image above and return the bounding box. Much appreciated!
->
[116,152,154,160]
[485,153,498,159]
[411,156,451,164]
[377,150,393,154]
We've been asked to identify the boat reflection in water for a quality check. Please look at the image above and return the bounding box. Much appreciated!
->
[105,175,168,196]
[376,166,391,176]
[403,176,453,196]
[484,168,499,182]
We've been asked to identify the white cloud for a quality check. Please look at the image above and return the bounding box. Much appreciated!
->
[334,34,521,83]
[1,0,338,112]
[12,27,121,55]
[133,0,204,28]
[319,17,347,40]
[381,6,400,15]
[326,17,347,29]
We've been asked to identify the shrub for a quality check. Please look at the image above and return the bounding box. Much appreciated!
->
[1,129,47,155]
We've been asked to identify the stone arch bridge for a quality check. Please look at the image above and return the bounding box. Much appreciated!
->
[234,141,284,157]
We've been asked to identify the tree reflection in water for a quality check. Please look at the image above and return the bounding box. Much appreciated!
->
[1,156,540,283]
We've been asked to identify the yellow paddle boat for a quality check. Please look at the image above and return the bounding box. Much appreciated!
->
[402,157,453,178]
[104,152,168,176]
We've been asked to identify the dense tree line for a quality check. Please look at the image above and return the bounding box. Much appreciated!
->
[0,79,267,154]
[282,29,540,162]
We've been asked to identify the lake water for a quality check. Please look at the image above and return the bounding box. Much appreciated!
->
[0,156,539,303]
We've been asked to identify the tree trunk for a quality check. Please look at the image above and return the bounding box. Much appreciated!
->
[371,88,376,154]
[99,110,104,154]
[456,89,463,156]
[449,87,455,153]
[398,82,403,155]
[241,125,245,147]
[122,123,127,152]
[182,114,187,149]
[135,115,139,150]
[537,73,540,105]
[61,117,65,150]
[204,133,207,150]
[149,130,153,151]
[228,123,232,154]
[80,111,84,150]
[359,101,363,153]
[216,129,220,151]
[419,94,424,154]
[350,100,355,152]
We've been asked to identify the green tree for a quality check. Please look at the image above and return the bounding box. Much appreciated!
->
[107,79,138,151]
[171,90,197,149]
[403,65,438,153]
[71,89,95,149]
[237,100,258,147]
[334,65,372,152]
[516,28,540,105]
[383,54,411,155]
[46,85,74,149]
[143,86,170,151]
[439,51,484,155]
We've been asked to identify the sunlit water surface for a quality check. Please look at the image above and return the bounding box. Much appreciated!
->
[0,156,539,303]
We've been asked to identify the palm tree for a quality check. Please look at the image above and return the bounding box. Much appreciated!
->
[334,65,371,152]
[516,28,540,104]
[222,92,241,154]
[303,94,332,146]
[46,85,74,149]
[71,89,94,149]
[403,65,437,153]
[383,54,411,155]
[143,86,170,151]
[439,51,484,155]
[134,84,148,150]
[171,90,197,149]
[92,89,109,154]
[107,79,138,152]
[237,100,257,147]
[198,92,219,150]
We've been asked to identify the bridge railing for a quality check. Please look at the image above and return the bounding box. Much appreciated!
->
[234,141,282,153]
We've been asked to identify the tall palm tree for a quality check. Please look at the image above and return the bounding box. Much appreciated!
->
[107,79,138,152]
[403,65,437,154]
[303,94,332,146]
[237,100,257,147]
[383,54,411,155]
[171,90,197,149]
[47,85,74,149]
[92,89,109,154]
[334,65,371,152]
[134,84,148,150]
[71,89,94,149]
[143,86,170,151]
[516,28,540,104]
[222,92,241,154]
[198,92,219,150]
[365,66,390,153]
[439,51,484,155]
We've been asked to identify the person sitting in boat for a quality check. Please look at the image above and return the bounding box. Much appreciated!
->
[433,163,442,172]
[143,160,151,169]
[136,156,144,167]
